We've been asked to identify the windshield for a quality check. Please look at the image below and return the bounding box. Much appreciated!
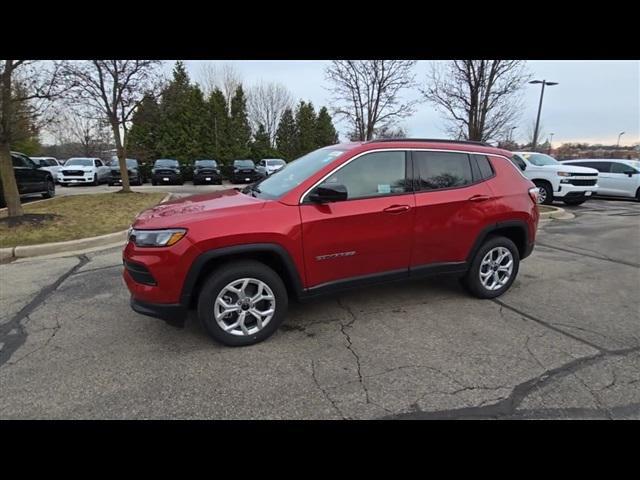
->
[234,160,254,168]
[521,153,559,166]
[249,147,347,199]
[196,160,218,167]
[154,159,179,167]
[66,159,94,167]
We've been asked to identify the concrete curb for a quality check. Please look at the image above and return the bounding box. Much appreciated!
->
[538,205,575,220]
[3,193,172,260]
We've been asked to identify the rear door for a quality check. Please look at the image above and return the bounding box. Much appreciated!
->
[299,150,415,288]
[410,150,493,267]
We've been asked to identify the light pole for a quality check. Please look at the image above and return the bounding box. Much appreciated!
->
[617,131,625,148]
[548,133,554,154]
[530,80,559,150]
[509,126,517,144]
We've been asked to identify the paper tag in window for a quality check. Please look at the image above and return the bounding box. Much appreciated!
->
[378,184,391,194]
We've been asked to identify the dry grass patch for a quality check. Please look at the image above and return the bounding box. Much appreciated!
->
[0,192,166,247]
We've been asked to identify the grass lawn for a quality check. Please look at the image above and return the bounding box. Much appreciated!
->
[0,192,167,248]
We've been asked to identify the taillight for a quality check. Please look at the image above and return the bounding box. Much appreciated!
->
[528,187,539,204]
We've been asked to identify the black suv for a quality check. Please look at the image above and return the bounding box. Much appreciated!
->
[193,159,222,185]
[151,159,183,185]
[0,152,56,208]
[109,158,145,186]
[231,159,260,183]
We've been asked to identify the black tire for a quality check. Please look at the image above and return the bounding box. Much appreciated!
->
[636,187,640,202]
[463,235,520,299]
[534,181,554,205]
[151,179,157,186]
[563,198,586,206]
[92,175,99,186]
[42,179,55,199]
[197,260,288,347]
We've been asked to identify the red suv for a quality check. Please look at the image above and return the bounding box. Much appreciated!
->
[123,139,539,346]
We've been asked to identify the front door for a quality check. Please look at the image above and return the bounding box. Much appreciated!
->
[300,150,415,288]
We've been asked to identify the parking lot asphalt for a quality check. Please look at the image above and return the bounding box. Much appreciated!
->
[0,198,639,419]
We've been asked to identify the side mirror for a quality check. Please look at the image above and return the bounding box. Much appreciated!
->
[308,183,348,203]
[519,163,526,172]
[624,170,636,177]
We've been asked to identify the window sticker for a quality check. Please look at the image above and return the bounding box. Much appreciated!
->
[377,184,391,194]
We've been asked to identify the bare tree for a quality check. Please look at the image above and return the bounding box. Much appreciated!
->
[64,61,163,192]
[422,60,530,142]
[374,125,408,139]
[1,60,68,217]
[247,81,292,147]
[198,62,242,113]
[325,60,417,141]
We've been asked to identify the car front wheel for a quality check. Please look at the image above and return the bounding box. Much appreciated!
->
[197,260,288,346]
[463,236,520,299]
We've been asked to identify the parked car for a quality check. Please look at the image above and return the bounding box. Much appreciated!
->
[151,159,183,185]
[58,157,111,186]
[109,158,145,186]
[124,139,539,346]
[193,159,222,185]
[30,157,63,183]
[560,159,640,201]
[256,158,286,177]
[0,152,55,208]
[230,159,260,183]
[510,152,599,205]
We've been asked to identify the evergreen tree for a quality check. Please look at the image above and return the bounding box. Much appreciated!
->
[250,123,278,160]
[127,93,161,163]
[275,107,296,161]
[206,88,230,163]
[156,61,208,162]
[294,101,317,158]
[227,85,252,159]
[315,106,338,147]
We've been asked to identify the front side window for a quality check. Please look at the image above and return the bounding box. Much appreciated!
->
[324,151,408,200]
[510,154,527,171]
[413,151,473,191]
[611,162,637,174]
[95,160,103,167]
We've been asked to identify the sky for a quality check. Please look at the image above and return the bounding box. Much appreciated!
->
[168,60,639,147]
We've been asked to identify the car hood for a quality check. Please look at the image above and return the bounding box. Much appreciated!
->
[132,188,266,229]
[537,164,598,175]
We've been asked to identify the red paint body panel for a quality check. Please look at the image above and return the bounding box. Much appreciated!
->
[122,141,539,306]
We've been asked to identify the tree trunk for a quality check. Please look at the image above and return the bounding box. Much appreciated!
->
[0,60,24,217]
[111,122,131,193]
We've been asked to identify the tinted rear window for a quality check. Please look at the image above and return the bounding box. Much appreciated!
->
[413,151,473,191]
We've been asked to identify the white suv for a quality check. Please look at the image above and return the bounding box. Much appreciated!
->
[256,158,286,177]
[31,157,63,183]
[59,157,111,186]
[561,159,640,201]
[511,152,599,205]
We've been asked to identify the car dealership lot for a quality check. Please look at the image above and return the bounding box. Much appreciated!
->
[0,198,638,419]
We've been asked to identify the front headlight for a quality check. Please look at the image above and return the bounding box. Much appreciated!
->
[129,228,187,247]
[557,171,571,177]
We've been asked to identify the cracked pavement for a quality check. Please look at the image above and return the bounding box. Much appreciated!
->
[0,198,638,419]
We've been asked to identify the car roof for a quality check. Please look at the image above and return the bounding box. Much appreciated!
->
[339,139,512,157]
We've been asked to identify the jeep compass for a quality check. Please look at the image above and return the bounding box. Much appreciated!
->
[123,139,539,346]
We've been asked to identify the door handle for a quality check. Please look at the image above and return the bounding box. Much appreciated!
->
[383,204,411,214]
[468,195,490,202]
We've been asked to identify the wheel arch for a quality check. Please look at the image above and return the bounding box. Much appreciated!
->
[180,243,304,308]
[467,221,531,262]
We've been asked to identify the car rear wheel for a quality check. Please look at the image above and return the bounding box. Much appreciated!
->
[636,187,640,202]
[463,236,520,299]
[197,260,288,347]
[42,179,55,199]
[533,181,553,205]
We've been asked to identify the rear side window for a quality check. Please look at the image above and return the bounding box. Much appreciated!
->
[473,155,494,180]
[509,155,527,172]
[580,162,611,173]
[413,151,473,191]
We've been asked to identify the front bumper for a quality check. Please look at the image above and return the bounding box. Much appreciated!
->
[59,174,95,184]
[152,173,182,184]
[554,182,598,198]
[231,172,261,183]
[193,172,222,183]
[130,296,187,327]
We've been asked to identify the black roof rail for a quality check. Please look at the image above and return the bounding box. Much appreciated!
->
[366,138,492,147]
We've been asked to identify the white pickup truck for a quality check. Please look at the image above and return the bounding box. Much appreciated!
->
[58,157,111,186]
[511,152,599,205]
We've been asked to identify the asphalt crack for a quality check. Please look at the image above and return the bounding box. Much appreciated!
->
[310,360,347,419]
[0,254,90,368]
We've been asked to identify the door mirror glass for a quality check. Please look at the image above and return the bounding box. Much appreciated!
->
[308,183,348,203]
